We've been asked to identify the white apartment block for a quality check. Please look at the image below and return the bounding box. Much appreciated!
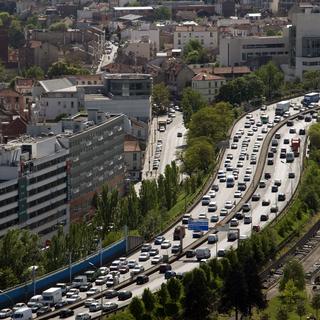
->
[286,5,320,79]
[218,34,289,67]
[174,25,218,51]
[121,27,160,51]
[192,73,226,102]
[0,137,69,241]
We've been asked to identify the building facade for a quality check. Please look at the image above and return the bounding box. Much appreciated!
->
[0,137,69,241]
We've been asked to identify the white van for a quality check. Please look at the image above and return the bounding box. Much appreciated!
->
[12,307,32,320]
[27,295,43,307]
[42,287,62,306]
[72,275,87,288]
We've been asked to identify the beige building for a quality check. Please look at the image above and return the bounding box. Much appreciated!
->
[192,73,226,102]
[124,136,143,181]
[124,40,156,61]
[174,25,218,51]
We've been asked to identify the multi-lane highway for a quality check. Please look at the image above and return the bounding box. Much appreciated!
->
[37,96,318,320]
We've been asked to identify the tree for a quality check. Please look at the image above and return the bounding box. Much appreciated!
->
[279,260,305,291]
[302,70,320,90]
[276,306,289,320]
[181,87,207,124]
[48,61,89,78]
[158,283,169,306]
[183,39,209,64]
[152,83,170,114]
[312,293,320,319]
[296,298,307,320]
[167,278,182,301]
[183,268,214,320]
[154,6,171,20]
[256,61,284,100]
[49,22,68,32]
[309,123,320,150]
[142,289,155,314]
[108,312,135,320]
[23,66,45,80]
[281,280,301,310]
[8,19,25,49]
[129,297,144,320]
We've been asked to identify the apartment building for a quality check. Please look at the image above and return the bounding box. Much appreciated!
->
[0,136,69,241]
[32,78,85,121]
[286,4,320,79]
[174,25,218,51]
[192,73,226,102]
[218,34,289,68]
[57,110,126,221]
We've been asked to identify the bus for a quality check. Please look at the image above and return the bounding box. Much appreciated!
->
[260,113,269,124]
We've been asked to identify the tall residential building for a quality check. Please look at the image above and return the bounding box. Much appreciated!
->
[0,136,69,240]
[287,4,320,79]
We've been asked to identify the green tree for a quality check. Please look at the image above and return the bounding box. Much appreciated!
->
[49,22,68,32]
[48,61,89,78]
[158,283,169,306]
[276,306,289,320]
[181,87,207,124]
[142,289,155,314]
[23,66,45,80]
[302,70,320,90]
[108,311,136,320]
[154,6,171,20]
[281,280,301,310]
[183,39,209,64]
[296,298,307,320]
[8,19,25,49]
[152,83,170,114]
[167,278,182,301]
[129,297,145,320]
[309,123,320,150]
[279,260,305,291]
[312,293,320,319]
[0,267,19,290]
[256,61,284,100]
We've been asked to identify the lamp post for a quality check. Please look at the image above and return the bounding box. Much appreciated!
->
[96,226,103,268]
[28,265,39,296]
[0,290,14,308]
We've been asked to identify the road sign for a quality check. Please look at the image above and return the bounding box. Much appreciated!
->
[188,219,209,231]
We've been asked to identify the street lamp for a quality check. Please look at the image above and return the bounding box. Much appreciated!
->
[96,226,103,268]
[28,265,39,296]
[0,290,14,308]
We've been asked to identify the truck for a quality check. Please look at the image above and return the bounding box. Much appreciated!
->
[195,247,211,261]
[291,138,301,157]
[72,275,88,288]
[226,175,235,188]
[275,101,290,116]
[173,225,186,240]
[260,113,269,124]
[302,92,320,106]
[12,308,32,320]
[41,287,62,306]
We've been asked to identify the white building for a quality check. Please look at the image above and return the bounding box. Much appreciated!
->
[218,34,289,67]
[192,73,226,102]
[285,5,320,79]
[32,78,85,121]
[174,25,218,51]
[0,137,69,241]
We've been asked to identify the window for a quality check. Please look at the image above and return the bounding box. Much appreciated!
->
[133,153,137,161]
[71,101,74,108]
[58,101,61,105]
[178,33,181,37]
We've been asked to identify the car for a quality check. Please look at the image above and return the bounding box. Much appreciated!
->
[31,303,43,313]
[186,249,196,258]
[220,208,228,216]
[172,244,182,254]
[86,288,99,297]
[104,290,118,299]
[262,199,271,206]
[230,218,239,227]
[252,225,261,232]
[151,255,163,265]
[202,195,211,205]
[89,302,102,312]
[238,182,247,191]
[234,191,242,198]
[226,153,233,160]
[165,270,177,280]
[208,201,217,212]
[136,275,149,285]
[211,184,219,192]
[252,193,261,201]
[274,179,282,186]
[36,306,51,316]
[141,243,152,252]
[264,172,271,179]
[225,201,233,209]
[139,252,150,261]
[193,230,204,238]
[127,260,137,269]
[270,205,279,213]
[208,190,216,198]
[199,212,207,219]
[131,265,144,275]
[95,276,108,285]
[260,213,269,221]
[217,249,226,257]
[154,236,165,245]
[79,283,93,292]
[54,301,68,310]
[244,174,251,182]
[59,309,75,318]
[305,115,312,122]
[242,203,251,212]
[259,180,266,188]
[267,159,274,165]
[177,132,183,137]
[149,248,159,256]
[278,193,286,201]
[284,138,290,144]
[272,185,278,193]
[235,211,244,220]
[228,231,238,242]
[67,294,81,304]
[231,143,238,149]
[161,240,171,249]
[257,134,263,141]
[299,129,306,135]
[210,214,219,222]
[288,172,295,179]
[289,128,296,134]
[75,313,91,320]
[12,304,27,312]
[0,309,12,319]
[102,303,118,312]
[280,152,286,159]
[262,127,268,133]
[118,291,132,301]
[237,161,244,168]
[244,215,252,224]
[286,120,294,127]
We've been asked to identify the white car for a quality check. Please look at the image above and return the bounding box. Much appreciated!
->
[257,134,263,141]
[229,218,239,227]
[151,255,163,265]
[234,191,242,198]
[0,309,12,318]
[127,260,137,269]
[66,289,79,298]
[245,167,252,175]
[237,161,244,168]
[208,190,216,198]
[161,240,171,249]
[98,267,109,275]
[86,288,99,297]
[95,276,108,285]
[131,265,144,275]
[67,294,81,304]
[85,299,97,308]
[139,252,150,261]
[261,127,268,134]
[198,212,207,219]
[225,201,233,209]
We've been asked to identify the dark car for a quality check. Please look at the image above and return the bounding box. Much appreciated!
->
[102,303,118,312]
[211,184,219,192]
[267,159,274,165]
[55,301,68,310]
[159,264,172,274]
[177,132,183,137]
[59,309,74,319]
[287,120,294,127]
[268,152,274,158]
[280,152,286,159]
[165,270,176,280]
[262,199,270,206]
[283,139,290,144]
[299,129,306,135]
[37,306,51,317]
[105,289,118,299]
[271,185,278,193]
[264,172,271,179]
[252,225,261,232]
[298,114,304,120]
[270,205,278,213]
[288,172,295,179]
[252,193,261,201]
[235,212,244,220]
[278,193,286,201]
[186,250,196,258]
[136,275,149,285]
[31,303,43,313]
[154,236,165,245]
[238,182,247,191]
[141,244,152,252]
[118,291,132,301]
[79,283,93,292]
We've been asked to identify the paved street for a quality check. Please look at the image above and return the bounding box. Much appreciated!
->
[96,42,118,74]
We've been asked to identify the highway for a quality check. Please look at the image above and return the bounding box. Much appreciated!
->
[36,96,317,320]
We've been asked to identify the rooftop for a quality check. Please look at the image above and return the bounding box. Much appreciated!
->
[114,6,153,10]
[38,78,75,93]
[103,73,152,80]
[124,139,141,152]
[192,72,225,81]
